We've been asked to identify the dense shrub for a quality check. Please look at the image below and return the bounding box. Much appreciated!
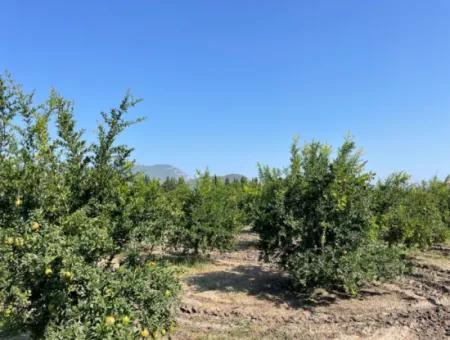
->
[373,173,449,248]
[0,217,178,339]
[120,175,183,252]
[428,177,450,229]
[172,172,243,255]
[0,74,179,339]
[255,138,406,294]
[227,177,261,228]
[286,242,406,295]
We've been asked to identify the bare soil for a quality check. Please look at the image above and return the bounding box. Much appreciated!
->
[172,232,450,339]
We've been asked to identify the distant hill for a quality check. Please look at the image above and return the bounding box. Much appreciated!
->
[133,164,247,184]
[133,164,189,181]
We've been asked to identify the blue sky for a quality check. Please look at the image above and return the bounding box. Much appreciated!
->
[2,1,450,179]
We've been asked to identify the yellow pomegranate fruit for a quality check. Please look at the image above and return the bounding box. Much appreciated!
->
[148,261,156,268]
[15,198,22,207]
[164,290,172,298]
[4,237,14,245]
[161,328,166,336]
[140,328,150,337]
[45,267,53,276]
[121,315,130,326]
[105,315,115,326]
[31,221,40,231]
[62,271,74,282]
[14,237,24,248]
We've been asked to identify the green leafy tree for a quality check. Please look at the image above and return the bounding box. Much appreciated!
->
[373,174,449,248]
[255,138,405,294]
[0,74,179,339]
[174,171,243,255]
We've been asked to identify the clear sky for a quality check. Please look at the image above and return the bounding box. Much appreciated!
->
[2,1,450,180]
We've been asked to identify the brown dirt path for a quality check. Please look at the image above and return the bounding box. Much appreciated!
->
[172,232,450,339]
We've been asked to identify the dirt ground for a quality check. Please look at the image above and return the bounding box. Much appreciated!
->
[172,232,450,340]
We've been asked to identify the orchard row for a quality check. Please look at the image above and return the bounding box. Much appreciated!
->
[1,75,448,338]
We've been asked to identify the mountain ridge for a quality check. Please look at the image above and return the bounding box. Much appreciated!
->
[133,164,190,181]
[133,164,246,182]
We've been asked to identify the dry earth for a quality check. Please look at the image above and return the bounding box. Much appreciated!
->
[172,232,450,340]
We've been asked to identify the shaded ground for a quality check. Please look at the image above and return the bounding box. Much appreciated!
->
[172,232,450,339]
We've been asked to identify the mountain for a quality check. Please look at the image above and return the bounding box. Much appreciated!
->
[133,164,189,181]
[133,164,247,184]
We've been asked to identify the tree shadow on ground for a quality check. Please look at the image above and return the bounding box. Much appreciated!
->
[186,265,326,308]
[185,265,392,309]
